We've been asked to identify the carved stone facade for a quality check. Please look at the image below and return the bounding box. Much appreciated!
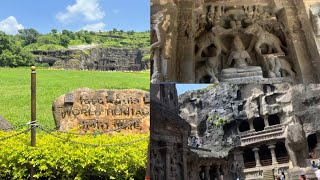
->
[33,47,149,71]
[148,84,320,179]
[150,84,228,180]
[151,0,320,84]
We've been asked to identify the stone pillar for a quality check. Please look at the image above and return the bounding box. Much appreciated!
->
[234,151,245,168]
[182,134,189,180]
[249,119,254,131]
[268,144,279,165]
[264,115,269,127]
[216,164,221,180]
[166,144,172,180]
[253,148,261,167]
[274,0,320,83]
[205,166,211,180]
[176,0,195,83]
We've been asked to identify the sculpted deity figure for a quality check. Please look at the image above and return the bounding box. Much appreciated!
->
[207,5,215,26]
[150,10,170,83]
[227,35,252,68]
[266,55,295,79]
[195,56,219,83]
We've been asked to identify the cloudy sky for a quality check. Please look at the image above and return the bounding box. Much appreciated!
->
[0,0,149,34]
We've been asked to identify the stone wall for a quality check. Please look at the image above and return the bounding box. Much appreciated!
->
[33,47,150,71]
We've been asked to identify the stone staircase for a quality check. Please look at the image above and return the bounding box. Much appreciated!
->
[263,169,274,180]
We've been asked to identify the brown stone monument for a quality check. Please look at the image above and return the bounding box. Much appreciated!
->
[52,88,150,133]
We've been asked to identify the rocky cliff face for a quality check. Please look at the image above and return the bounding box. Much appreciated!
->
[179,84,240,157]
[291,84,320,136]
[179,84,320,158]
[33,47,150,71]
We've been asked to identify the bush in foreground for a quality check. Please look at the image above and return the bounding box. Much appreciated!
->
[0,130,148,180]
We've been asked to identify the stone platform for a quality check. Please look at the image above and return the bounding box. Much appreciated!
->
[220,66,264,83]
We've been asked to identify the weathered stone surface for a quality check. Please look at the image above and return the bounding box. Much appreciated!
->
[177,83,320,179]
[151,0,320,84]
[220,66,264,83]
[52,88,150,133]
[285,123,308,168]
[33,47,149,71]
[291,84,320,136]
[150,84,191,180]
[0,116,13,131]
[179,84,242,158]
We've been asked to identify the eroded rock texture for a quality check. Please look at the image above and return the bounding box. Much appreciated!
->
[33,47,149,71]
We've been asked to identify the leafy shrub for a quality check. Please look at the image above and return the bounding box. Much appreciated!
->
[0,131,148,180]
[208,114,226,128]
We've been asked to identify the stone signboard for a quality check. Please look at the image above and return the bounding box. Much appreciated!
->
[0,116,13,131]
[52,88,150,133]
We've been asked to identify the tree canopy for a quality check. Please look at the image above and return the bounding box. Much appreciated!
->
[0,32,33,67]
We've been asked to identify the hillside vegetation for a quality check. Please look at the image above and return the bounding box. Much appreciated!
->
[0,29,150,67]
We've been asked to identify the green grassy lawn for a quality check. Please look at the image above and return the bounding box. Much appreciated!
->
[0,68,150,128]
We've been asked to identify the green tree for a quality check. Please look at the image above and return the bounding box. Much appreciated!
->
[51,29,58,34]
[83,34,93,44]
[18,28,40,45]
[37,35,59,44]
[0,32,33,67]
[128,30,135,35]
[60,34,70,47]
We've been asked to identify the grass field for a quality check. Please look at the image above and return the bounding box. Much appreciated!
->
[0,68,150,128]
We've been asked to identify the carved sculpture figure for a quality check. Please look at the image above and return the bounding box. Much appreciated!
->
[207,5,215,26]
[266,55,295,78]
[227,35,252,68]
[285,122,308,168]
[195,13,207,38]
[151,150,165,180]
[195,56,219,83]
[195,30,227,60]
[245,23,284,55]
[151,10,169,83]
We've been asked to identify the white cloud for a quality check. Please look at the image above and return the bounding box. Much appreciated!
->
[0,16,24,35]
[57,0,105,23]
[81,22,106,32]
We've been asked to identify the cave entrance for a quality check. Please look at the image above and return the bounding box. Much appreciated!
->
[307,133,318,158]
[259,145,272,166]
[238,120,250,132]
[253,117,265,132]
[268,114,280,126]
[243,148,255,168]
[275,142,289,164]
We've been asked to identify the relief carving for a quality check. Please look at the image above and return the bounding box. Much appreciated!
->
[151,10,168,83]
[265,54,295,79]
[150,1,312,83]
[244,23,285,55]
